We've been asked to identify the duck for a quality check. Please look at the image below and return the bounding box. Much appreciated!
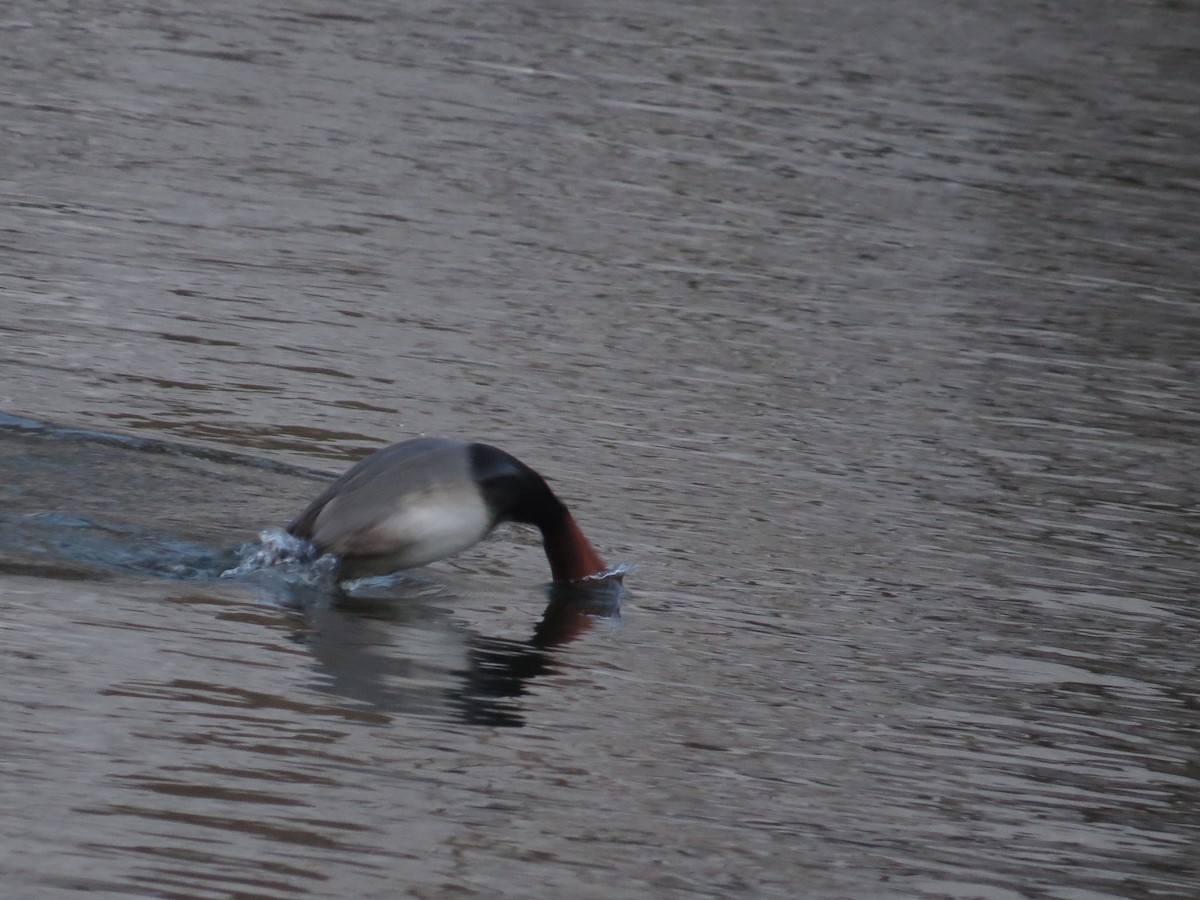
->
[287,437,609,582]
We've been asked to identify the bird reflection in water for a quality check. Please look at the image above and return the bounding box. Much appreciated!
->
[279,575,626,727]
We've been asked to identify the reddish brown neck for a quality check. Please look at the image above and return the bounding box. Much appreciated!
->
[541,512,608,582]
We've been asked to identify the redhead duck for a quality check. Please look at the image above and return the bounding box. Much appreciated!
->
[288,438,608,582]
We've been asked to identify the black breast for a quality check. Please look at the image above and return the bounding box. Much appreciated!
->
[468,442,564,527]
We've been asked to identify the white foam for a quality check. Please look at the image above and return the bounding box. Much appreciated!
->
[580,562,637,582]
[219,528,319,578]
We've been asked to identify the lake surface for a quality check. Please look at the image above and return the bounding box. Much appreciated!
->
[1,1,1198,897]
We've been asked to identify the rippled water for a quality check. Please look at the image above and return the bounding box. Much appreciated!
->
[2,1,1198,897]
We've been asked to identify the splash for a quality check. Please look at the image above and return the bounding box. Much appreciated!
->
[580,561,637,582]
[219,528,337,583]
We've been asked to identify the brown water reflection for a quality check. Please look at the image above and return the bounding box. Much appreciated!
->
[2,0,1199,897]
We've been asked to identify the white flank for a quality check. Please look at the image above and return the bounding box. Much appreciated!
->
[361,487,493,569]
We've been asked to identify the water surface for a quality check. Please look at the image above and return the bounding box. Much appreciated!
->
[1,0,1198,897]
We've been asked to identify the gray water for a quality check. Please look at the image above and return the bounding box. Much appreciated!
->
[2,1,1198,897]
